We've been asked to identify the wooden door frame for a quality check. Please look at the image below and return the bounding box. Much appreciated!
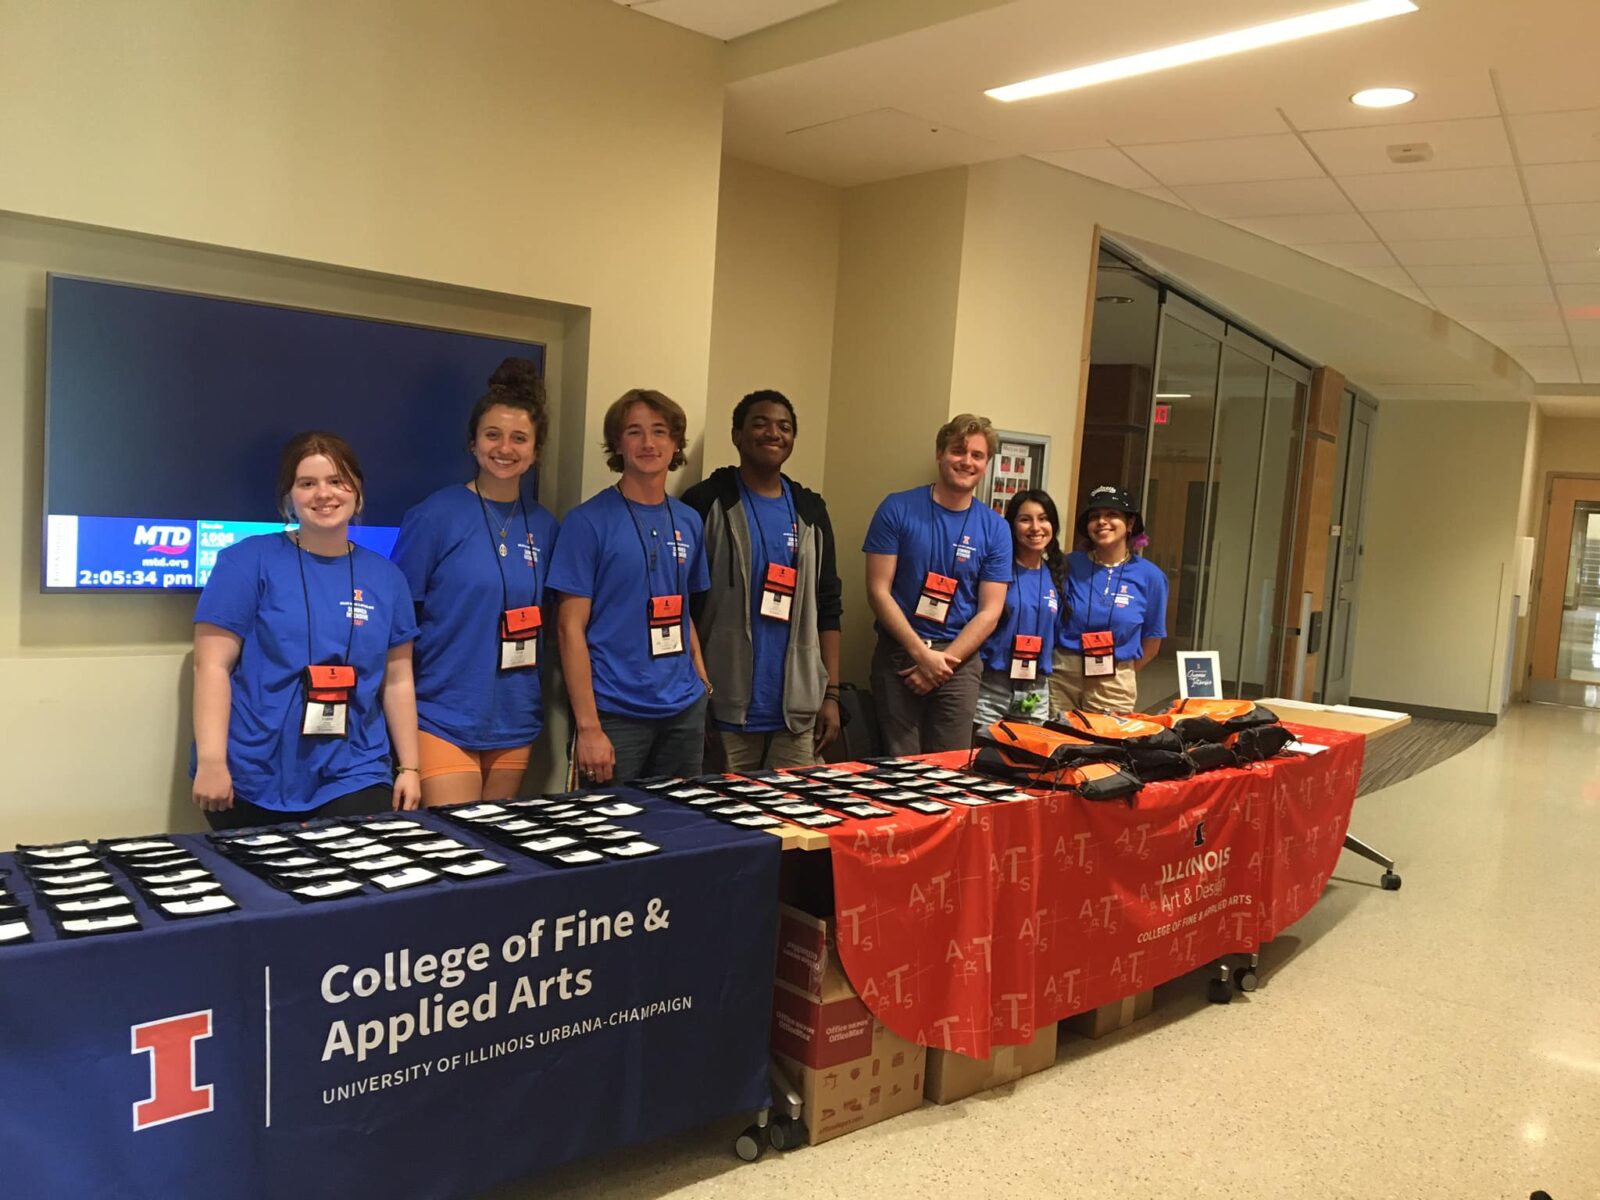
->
[1528,471,1600,681]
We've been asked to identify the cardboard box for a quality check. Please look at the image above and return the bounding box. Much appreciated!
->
[771,904,925,1145]
[1258,698,1410,740]
[922,1023,1058,1105]
[1063,988,1154,1040]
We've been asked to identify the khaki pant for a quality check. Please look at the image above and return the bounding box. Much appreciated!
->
[1048,651,1140,716]
[718,727,817,771]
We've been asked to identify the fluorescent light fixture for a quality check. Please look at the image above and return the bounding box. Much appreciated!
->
[1155,393,1192,399]
[1352,86,1416,107]
[986,0,1419,102]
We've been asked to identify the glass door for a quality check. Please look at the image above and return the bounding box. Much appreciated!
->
[1529,475,1600,708]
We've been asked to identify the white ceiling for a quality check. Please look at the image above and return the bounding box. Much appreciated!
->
[706,0,1600,389]
[611,0,838,42]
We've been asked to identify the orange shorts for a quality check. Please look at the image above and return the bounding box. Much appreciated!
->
[418,730,532,781]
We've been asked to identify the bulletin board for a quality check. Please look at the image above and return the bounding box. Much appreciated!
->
[983,431,1051,516]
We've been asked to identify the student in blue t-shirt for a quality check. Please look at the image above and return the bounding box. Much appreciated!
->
[548,389,712,785]
[863,413,1011,754]
[683,389,844,771]
[191,432,420,828]
[1051,484,1169,716]
[391,358,560,807]
[973,489,1067,730]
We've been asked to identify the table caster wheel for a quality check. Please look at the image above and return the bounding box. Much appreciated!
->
[735,1125,766,1162]
[1207,977,1233,1005]
[1235,968,1258,992]
[1381,871,1402,891]
[768,1116,806,1151]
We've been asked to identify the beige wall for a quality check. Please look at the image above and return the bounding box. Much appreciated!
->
[1351,399,1533,714]
[703,159,841,486]
[822,170,969,681]
[0,0,726,845]
[1535,415,1600,479]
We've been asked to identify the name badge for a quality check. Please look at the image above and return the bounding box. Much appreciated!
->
[302,663,357,737]
[915,571,958,622]
[499,604,541,671]
[1010,633,1043,681]
[1081,630,1116,678]
[759,563,797,622]
[648,594,684,658]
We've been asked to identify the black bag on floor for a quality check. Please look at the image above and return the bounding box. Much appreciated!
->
[822,683,882,764]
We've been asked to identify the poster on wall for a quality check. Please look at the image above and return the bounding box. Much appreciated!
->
[984,434,1050,515]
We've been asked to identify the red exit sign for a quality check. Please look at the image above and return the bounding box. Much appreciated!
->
[1153,403,1170,425]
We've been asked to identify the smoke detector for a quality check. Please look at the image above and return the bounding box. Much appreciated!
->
[1386,142,1434,164]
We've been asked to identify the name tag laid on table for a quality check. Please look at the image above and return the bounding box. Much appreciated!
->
[302,664,356,737]
[915,571,958,622]
[1081,630,1116,678]
[759,563,797,622]
[499,604,541,670]
[647,595,684,657]
[1010,634,1043,681]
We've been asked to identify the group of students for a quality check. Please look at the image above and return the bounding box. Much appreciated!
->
[189,363,1168,828]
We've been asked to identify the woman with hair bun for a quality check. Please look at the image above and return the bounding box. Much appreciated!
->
[972,489,1066,730]
[1050,484,1167,716]
[191,431,421,828]
[390,357,560,806]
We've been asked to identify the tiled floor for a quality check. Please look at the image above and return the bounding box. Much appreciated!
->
[487,703,1600,1200]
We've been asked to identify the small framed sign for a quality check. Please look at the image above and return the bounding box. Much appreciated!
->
[1177,651,1222,700]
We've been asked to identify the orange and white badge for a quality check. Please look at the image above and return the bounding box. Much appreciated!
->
[915,571,958,622]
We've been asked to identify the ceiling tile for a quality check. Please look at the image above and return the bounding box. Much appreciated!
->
[1299,242,1398,270]
[615,0,839,40]
[1556,284,1600,312]
[1224,212,1373,245]
[1570,320,1600,348]
[1427,284,1560,321]
[1337,166,1525,212]
[1532,203,1600,238]
[1364,206,1533,241]
[1540,234,1600,262]
[1171,178,1351,219]
[772,108,1004,187]
[1576,347,1600,383]
[1407,263,1552,287]
[1550,261,1600,284]
[1032,146,1157,190]
[1351,265,1427,294]
[1507,108,1600,165]
[1120,134,1321,187]
[1387,236,1544,266]
[1134,186,1189,209]
[1301,117,1512,176]
[1502,346,1580,383]
[1523,163,1600,205]
[1461,319,1569,346]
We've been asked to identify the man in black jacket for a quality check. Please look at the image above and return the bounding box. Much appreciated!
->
[684,390,843,770]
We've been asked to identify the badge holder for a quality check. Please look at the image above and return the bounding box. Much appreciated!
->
[1009,634,1044,681]
[914,572,957,623]
[648,594,685,657]
[759,564,797,622]
[1081,630,1116,678]
[499,604,542,671]
[303,664,357,737]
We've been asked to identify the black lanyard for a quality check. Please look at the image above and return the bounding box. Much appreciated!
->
[736,475,798,570]
[927,487,975,578]
[474,487,539,615]
[1017,562,1050,641]
[291,534,356,666]
[618,486,685,601]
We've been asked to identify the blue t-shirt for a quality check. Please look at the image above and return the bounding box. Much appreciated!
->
[979,563,1062,674]
[192,533,417,813]
[546,487,711,720]
[391,485,560,751]
[717,481,798,734]
[862,486,1012,642]
[1058,552,1169,660]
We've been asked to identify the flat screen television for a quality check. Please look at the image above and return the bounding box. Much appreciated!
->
[43,275,543,591]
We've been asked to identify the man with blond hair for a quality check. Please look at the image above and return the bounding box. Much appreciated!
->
[863,414,1010,754]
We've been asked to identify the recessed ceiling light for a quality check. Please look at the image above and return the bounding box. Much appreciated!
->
[1352,86,1416,108]
[1155,393,1192,399]
[985,0,1419,102]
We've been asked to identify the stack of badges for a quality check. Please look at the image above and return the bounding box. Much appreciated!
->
[0,865,32,946]
[15,841,142,937]
[101,836,238,919]
[639,774,846,829]
[440,793,661,867]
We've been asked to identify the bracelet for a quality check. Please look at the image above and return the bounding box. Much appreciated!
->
[396,766,420,775]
